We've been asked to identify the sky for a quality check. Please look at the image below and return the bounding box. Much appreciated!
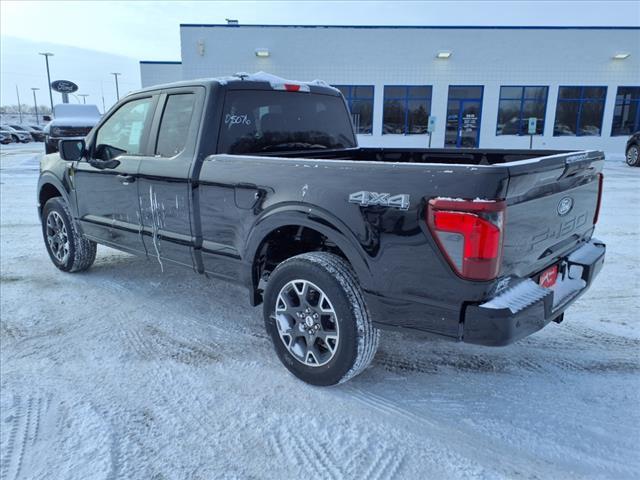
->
[1,0,639,111]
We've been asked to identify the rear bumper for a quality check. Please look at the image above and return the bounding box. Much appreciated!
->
[462,239,605,346]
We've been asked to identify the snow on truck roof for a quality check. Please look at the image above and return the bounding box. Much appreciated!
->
[53,104,101,118]
[137,71,339,95]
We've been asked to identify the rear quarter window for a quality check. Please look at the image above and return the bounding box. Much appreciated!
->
[218,90,356,154]
[155,93,196,157]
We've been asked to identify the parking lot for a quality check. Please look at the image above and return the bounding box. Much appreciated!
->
[1,143,639,479]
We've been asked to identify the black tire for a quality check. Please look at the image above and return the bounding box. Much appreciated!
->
[45,141,57,154]
[11,135,18,143]
[263,252,379,386]
[41,197,96,272]
[626,144,640,167]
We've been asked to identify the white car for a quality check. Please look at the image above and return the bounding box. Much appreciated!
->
[1,125,31,143]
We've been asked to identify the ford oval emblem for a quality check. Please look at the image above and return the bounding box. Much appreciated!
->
[557,196,574,216]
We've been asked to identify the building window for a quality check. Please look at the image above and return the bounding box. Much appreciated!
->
[611,87,640,136]
[383,86,432,135]
[554,86,607,136]
[333,85,374,134]
[496,86,548,135]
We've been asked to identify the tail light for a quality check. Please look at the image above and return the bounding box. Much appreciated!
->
[426,198,506,281]
[593,173,604,224]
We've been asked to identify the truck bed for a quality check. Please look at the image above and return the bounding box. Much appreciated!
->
[258,147,571,166]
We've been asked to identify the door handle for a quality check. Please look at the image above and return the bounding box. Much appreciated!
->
[117,174,135,185]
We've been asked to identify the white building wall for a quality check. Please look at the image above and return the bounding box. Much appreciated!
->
[174,25,639,153]
[139,61,183,88]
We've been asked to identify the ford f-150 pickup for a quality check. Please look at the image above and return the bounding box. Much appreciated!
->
[38,72,606,385]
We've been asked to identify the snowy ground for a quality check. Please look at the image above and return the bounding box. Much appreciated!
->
[1,143,638,480]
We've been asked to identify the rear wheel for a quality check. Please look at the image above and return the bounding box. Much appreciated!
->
[626,144,639,167]
[263,252,379,386]
[42,197,96,272]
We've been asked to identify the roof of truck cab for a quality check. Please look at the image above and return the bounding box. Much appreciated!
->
[133,72,340,96]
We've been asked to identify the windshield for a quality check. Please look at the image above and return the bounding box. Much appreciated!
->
[9,125,27,131]
[218,90,357,154]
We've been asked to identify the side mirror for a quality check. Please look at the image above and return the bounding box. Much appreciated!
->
[59,139,85,161]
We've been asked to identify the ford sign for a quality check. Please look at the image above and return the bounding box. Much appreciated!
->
[51,80,79,94]
[557,196,574,216]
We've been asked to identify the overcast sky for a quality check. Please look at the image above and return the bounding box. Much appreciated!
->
[1,0,639,110]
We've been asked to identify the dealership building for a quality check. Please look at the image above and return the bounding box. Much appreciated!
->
[140,24,639,153]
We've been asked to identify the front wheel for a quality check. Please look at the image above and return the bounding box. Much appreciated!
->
[263,252,379,386]
[42,197,96,272]
[626,144,639,167]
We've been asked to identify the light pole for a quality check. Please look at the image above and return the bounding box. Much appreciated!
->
[15,85,23,123]
[78,94,89,104]
[38,52,54,113]
[110,72,121,101]
[31,88,40,125]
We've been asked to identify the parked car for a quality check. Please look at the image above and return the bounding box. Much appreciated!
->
[1,125,31,143]
[37,74,606,386]
[27,124,46,142]
[44,104,101,154]
[7,124,45,142]
[625,131,640,167]
[0,128,13,144]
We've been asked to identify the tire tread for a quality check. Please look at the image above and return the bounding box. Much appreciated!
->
[274,252,379,384]
[43,198,96,272]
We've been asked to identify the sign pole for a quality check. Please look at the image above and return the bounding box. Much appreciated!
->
[527,117,537,150]
[427,116,436,149]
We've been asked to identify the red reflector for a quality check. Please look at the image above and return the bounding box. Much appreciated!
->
[284,84,301,92]
[593,173,603,224]
[539,264,558,288]
[427,198,506,281]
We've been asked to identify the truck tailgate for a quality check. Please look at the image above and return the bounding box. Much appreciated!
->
[501,150,604,278]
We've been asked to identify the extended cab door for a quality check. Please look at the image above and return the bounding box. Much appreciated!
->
[137,87,205,269]
[73,94,158,254]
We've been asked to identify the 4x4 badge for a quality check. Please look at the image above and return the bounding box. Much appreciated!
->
[557,196,574,216]
[349,191,410,210]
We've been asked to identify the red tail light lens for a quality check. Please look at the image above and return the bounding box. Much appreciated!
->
[593,173,603,224]
[426,198,506,281]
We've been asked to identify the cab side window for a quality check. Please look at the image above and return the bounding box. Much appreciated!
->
[155,94,196,157]
[95,97,154,159]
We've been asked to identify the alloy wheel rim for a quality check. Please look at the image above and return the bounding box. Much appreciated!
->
[627,146,638,165]
[46,211,70,264]
[272,279,339,367]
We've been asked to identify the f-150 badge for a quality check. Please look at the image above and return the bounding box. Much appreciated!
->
[348,191,410,210]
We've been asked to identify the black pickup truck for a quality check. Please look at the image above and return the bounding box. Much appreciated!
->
[38,73,606,385]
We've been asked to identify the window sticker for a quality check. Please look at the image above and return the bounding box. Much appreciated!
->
[225,114,252,126]
[129,121,143,144]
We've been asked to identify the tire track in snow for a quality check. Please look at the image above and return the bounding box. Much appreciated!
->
[0,395,21,480]
[109,309,228,452]
[338,385,546,479]
[2,394,43,480]
[362,448,405,480]
[376,346,639,377]
[287,425,341,480]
